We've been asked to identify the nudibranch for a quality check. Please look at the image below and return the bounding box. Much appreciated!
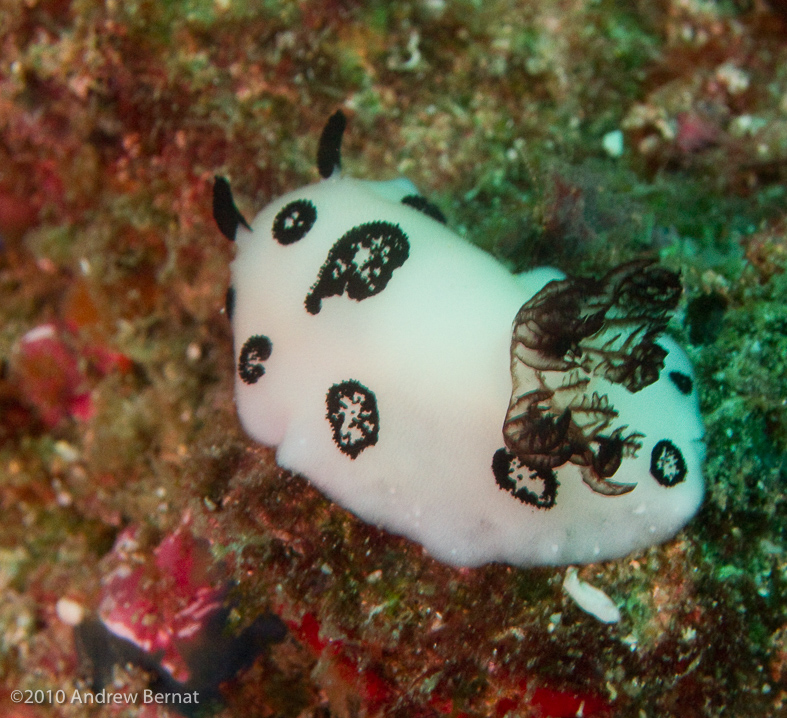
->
[213,111,704,567]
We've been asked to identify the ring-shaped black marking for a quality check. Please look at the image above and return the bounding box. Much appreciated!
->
[326,380,379,459]
[272,199,317,245]
[238,335,272,385]
[492,448,558,509]
[401,194,447,225]
[650,439,687,487]
[305,221,409,315]
[668,371,693,395]
[225,286,236,322]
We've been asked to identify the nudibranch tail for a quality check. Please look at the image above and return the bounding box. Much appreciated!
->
[213,176,251,241]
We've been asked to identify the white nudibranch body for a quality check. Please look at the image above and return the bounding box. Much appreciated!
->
[214,111,704,568]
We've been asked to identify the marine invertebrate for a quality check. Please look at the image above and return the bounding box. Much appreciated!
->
[214,112,704,567]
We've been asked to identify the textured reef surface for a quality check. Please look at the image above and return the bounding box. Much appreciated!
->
[2,0,787,716]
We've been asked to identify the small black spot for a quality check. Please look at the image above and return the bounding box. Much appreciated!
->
[305,221,409,314]
[326,380,379,459]
[669,370,693,395]
[492,448,558,509]
[238,335,272,385]
[272,200,317,245]
[317,110,347,179]
[213,176,251,241]
[401,194,447,224]
[225,286,235,321]
[650,439,687,487]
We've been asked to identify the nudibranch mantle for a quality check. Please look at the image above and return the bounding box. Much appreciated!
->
[215,112,704,567]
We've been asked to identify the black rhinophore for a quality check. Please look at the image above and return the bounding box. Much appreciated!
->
[317,110,347,179]
[213,176,251,241]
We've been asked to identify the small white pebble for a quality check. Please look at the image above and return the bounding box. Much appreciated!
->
[602,130,625,158]
[55,490,73,507]
[563,567,621,624]
[422,0,446,15]
[56,597,84,626]
[716,63,749,94]
[22,324,57,344]
[54,440,80,463]
[186,342,202,362]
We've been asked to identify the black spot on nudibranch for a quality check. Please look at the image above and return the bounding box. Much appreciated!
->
[238,335,272,385]
[273,200,317,245]
[492,448,558,509]
[317,110,347,179]
[650,439,687,487]
[669,370,693,395]
[401,194,447,225]
[326,380,379,459]
[305,221,410,315]
[225,286,235,321]
[213,176,251,241]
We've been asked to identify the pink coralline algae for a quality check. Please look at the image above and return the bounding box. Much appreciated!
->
[86,523,286,711]
[8,322,134,433]
[98,525,227,683]
[12,324,92,427]
[675,112,720,154]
